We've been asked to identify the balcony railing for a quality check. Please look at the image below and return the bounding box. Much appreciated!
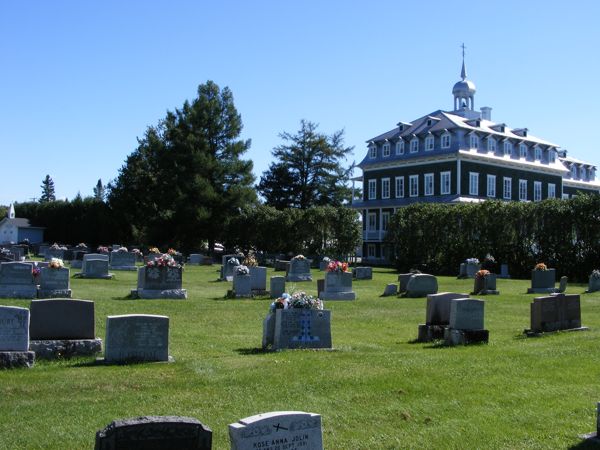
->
[363,230,387,241]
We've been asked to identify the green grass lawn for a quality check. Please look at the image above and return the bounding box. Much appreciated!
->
[1,265,599,449]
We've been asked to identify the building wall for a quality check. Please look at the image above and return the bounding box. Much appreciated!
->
[18,228,44,244]
[563,184,600,198]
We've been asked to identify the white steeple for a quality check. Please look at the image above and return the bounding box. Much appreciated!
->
[8,203,15,219]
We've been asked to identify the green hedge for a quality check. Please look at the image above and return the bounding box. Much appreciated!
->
[385,195,600,282]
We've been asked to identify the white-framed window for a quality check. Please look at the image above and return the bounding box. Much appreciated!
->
[503,141,512,157]
[503,177,512,200]
[367,244,376,258]
[549,149,556,163]
[562,193,570,200]
[396,140,404,155]
[409,175,419,197]
[424,173,434,196]
[519,143,527,159]
[441,133,451,149]
[519,179,527,201]
[469,134,479,150]
[425,135,434,151]
[381,178,390,199]
[381,212,390,232]
[395,176,404,198]
[410,138,419,153]
[534,146,542,161]
[571,165,577,178]
[368,179,377,199]
[548,183,556,198]
[369,145,377,158]
[367,212,377,230]
[469,172,479,196]
[534,181,542,201]
[487,174,496,198]
[581,167,587,180]
[440,171,451,195]
[487,137,497,152]
[382,142,391,157]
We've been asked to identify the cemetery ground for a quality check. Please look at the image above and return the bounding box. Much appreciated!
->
[1,266,599,449]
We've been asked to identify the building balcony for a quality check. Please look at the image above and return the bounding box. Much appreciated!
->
[363,230,387,241]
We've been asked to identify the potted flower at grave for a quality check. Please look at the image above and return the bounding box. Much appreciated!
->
[31,264,41,279]
[115,246,128,253]
[144,253,183,290]
[97,246,109,254]
[48,258,64,269]
[473,269,490,294]
[321,260,355,300]
[319,256,331,271]
[530,262,556,291]
[232,264,251,297]
[588,269,600,293]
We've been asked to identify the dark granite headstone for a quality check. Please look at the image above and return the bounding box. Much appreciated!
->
[104,314,170,362]
[30,299,95,340]
[529,294,583,333]
[144,266,183,290]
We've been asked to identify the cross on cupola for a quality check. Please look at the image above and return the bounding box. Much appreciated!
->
[452,43,476,112]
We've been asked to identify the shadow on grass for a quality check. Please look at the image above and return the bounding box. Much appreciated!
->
[569,436,600,449]
[235,347,269,355]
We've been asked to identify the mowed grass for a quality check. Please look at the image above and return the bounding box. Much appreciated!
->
[1,265,599,449]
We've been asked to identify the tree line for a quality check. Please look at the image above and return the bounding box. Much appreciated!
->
[386,195,600,282]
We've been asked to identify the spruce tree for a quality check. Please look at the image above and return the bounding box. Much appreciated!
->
[39,175,56,203]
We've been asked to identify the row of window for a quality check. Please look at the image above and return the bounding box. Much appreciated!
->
[568,164,595,181]
[468,135,555,162]
[467,172,555,201]
[370,133,452,158]
[368,172,452,199]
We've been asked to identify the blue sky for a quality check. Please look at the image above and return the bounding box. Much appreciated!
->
[1,1,599,205]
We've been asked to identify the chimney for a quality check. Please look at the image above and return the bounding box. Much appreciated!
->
[481,107,492,121]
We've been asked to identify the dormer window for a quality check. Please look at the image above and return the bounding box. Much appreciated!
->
[369,145,377,159]
[534,146,542,161]
[469,134,479,150]
[382,142,391,157]
[571,165,577,178]
[487,137,497,152]
[503,141,512,157]
[441,133,451,149]
[427,119,433,127]
[519,143,527,159]
[549,149,556,163]
[425,135,434,151]
[410,137,419,153]
[398,125,404,132]
[396,140,404,155]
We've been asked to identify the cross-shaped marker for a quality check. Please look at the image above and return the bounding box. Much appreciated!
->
[273,423,288,432]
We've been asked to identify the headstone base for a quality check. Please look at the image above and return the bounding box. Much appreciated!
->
[444,328,489,346]
[75,273,114,279]
[0,351,35,368]
[109,265,137,271]
[527,287,558,294]
[130,289,187,299]
[579,431,600,443]
[286,275,313,282]
[70,260,82,269]
[320,291,356,301]
[475,289,499,295]
[96,355,176,365]
[417,324,446,342]
[37,288,72,299]
[523,326,589,337]
[0,285,37,299]
[251,289,268,296]
[30,338,102,359]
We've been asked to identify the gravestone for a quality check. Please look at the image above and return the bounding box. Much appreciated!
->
[70,250,87,269]
[229,411,323,450]
[0,262,37,298]
[558,276,568,293]
[274,259,289,272]
[472,273,499,295]
[265,309,332,350]
[404,274,438,298]
[44,248,64,261]
[287,257,312,282]
[29,299,102,358]
[320,271,355,300]
[38,266,71,298]
[95,416,212,450]
[499,264,511,278]
[398,273,414,293]
[353,266,372,280]
[382,283,398,297]
[189,254,203,265]
[10,246,25,261]
[233,273,252,298]
[221,254,240,281]
[526,294,587,335]
[270,276,285,299]
[250,266,267,292]
[587,274,600,293]
[444,298,489,345]
[79,254,112,279]
[316,279,325,299]
[38,244,50,258]
[417,292,470,342]
[103,314,172,363]
[109,251,137,270]
[0,305,35,368]
[319,260,329,271]
[132,266,187,299]
[527,269,557,293]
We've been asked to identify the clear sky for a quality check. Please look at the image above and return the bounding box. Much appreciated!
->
[1,1,599,205]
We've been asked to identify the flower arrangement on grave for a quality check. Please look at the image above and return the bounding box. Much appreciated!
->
[326,260,349,273]
[48,258,64,269]
[269,291,323,312]
[236,265,250,276]
[466,258,480,264]
[97,246,109,253]
[148,247,160,254]
[167,248,179,256]
[146,254,181,269]
[591,270,600,279]
[0,248,10,255]
[293,254,306,260]
[322,256,331,263]
[228,257,240,266]
[31,265,41,278]
[244,253,258,267]
[75,243,87,249]
[475,269,490,279]
[116,246,128,253]
[534,262,548,271]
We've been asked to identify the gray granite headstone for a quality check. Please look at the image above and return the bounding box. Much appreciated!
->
[270,276,285,299]
[426,292,470,325]
[398,273,414,293]
[0,262,37,298]
[95,416,212,450]
[320,271,355,300]
[229,411,323,450]
[29,299,95,340]
[588,275,600,293]
[287,258,312,282]
[449,298,484,330]
[233,274,252,297]
[500,264,510,278]
[273,309,331,350]
[133,266,186,299]
[405,274,438,297]
[0,305,30,351]
[83,253,109,263]
[82,258,110,278]
[530,294,582,333]
[44,248,64,261]
[353,267,372,280]
[221,254,240,280]
[109,251,137,270]
[250,266,267,291]
[38,267,71,298]
[104,314,170,362]
[382,283,398,296]
[465,262,481,278]
[189,254,203,265]
[529,269,556,292]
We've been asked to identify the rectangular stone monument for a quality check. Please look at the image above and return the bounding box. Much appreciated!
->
[229,411,323,450]
[527,268,557,293]
[44,248,64,261]
[0,305,35,368]
[270,276,285,299]
[80,258,112,279]
[417,292,470,342]
[38,244,49,258]
[286,258,312,282]
[250,266,267,292]
[38,266,71,298]
[104,314,171,363]
[132,266,187,299]
[319,260,329,271]
[109,251,137,270]
[404,274,438,298]
[221,254,240,281]
[233,273,252,297]
[0,262,37,298]
[189,254,203,265]
[398,273,414,293]
[526,294,586,335]
[499,263,511,278]
[320,271,355,300]
[272,308,332,350]
[444,298,489,345]
[472,273,499,295]
[274,259,289,272]
[95,416,212,450]
[353,266,373,280]
[70,250,87,269]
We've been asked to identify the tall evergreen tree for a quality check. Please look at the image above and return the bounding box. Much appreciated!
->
[39,175,56,203]
[93,179,105,201]
[257,120,354,209]
[108,81,256,251]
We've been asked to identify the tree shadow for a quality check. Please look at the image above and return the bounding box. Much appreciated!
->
[235,347,269,355]
[569,435,600,449]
